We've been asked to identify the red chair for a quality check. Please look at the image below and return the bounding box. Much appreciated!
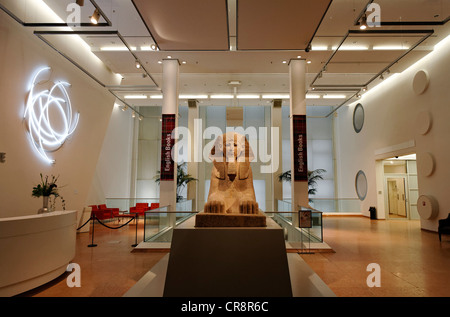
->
[150,203,160,210]
[97,204,120,220]
[129,203,150,217]
[89,204,107,220]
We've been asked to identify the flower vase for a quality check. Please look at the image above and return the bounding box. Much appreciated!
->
[38,196,49,214]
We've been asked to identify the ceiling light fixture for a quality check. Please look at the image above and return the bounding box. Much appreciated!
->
[135,60,141,69]
[262,94,290,99]
[132,111,136,118]
[362,86,368,92]
[151,43,157,50]
[90,8,100,24]
[124,95,147,99]
[139,115,143,121]
[210,94,234,99]
[307,60,312,64]
[236,94,260,99]
[323,94,347,99]
[121,106,128,111]
[306,94,321,99]
[359,14,368,30]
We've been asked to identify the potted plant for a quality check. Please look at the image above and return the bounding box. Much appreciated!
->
[32,173,66,213]
[154,162,198,202]
[278,169,326,202]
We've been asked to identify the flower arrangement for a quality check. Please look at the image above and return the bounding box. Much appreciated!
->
[32,173,66,211]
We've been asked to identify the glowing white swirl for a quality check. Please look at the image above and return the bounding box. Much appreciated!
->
[24,67,80,164]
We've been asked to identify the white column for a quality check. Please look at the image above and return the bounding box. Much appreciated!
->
[289,59,309,217]
[160,59,179,212]
[271,99,283,211]
[187,99,199,211]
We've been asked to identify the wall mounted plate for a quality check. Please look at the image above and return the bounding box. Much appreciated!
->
[412,70,429,95]
[415,111,432,135]
[417,195,438,220]
[417,152,435,176]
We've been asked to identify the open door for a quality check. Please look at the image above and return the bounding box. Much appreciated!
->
[387,177,407,218]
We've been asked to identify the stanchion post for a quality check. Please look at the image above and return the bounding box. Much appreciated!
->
[88,214,97,247]
[132,214,138,247]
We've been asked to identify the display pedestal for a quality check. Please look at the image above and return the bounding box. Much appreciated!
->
[163,216,292,297]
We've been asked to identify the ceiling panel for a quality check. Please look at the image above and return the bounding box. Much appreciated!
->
[132,0,229,51]
[237,0,332,50]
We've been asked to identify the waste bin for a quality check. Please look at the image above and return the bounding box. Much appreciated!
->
[369,206,377,220]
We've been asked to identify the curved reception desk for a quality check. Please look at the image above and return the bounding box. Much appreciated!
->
[0,210,77,296]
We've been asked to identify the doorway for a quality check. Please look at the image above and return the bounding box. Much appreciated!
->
[387,177,407,218]
[382,154,419,220]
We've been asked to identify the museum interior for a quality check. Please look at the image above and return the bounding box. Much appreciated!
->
[1,0,450,300]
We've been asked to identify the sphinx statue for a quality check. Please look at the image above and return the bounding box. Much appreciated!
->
[195,132,266,227]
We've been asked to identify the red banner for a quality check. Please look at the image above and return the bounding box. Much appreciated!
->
[293,115,308,181]
[160,114,176,181]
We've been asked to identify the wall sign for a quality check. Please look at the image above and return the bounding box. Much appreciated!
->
[160,114,176,180]
[24,67,79,164]
[292,115,308,181]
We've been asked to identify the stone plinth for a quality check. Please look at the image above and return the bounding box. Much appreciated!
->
[163,217,292,297]
[195,212,266,227]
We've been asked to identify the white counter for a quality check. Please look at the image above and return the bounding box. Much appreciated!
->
[0,210,77,296]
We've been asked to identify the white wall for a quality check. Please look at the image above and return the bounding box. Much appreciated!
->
[0,8,119,218]
[86,104,135,204]
[334,36,450,231]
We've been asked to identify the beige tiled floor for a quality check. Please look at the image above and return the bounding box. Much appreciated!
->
[17,216,450,297]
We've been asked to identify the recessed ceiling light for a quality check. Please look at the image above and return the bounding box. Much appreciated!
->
[282,61,287,64]
[307,60,312,64]
[182,61,187,64]
[158,61,162,64]
[323,94,346,99]
[237,94,260,99]
[167,55,172,59]
[124,94,147,99]
[262,94,290,99]
[210,94,234,99]
[297,55,301,58]
[179,94,208,99]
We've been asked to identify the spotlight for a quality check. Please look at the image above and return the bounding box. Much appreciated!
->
[150,43,157,50]
[362,86,367,92]
[91,8,100,24]
[139,115,143,121]
[135,60,141,69]
[121,106,128,112]
[359,15,368,30]
[356,93,361,98]
[380,74,385,80]
[132,111,136,118]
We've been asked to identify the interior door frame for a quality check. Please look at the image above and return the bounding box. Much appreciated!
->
[384,174,409,220]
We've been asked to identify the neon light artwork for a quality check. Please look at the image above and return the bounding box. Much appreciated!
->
[24,67,79,164]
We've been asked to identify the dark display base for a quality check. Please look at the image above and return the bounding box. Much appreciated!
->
[194,212,266,227]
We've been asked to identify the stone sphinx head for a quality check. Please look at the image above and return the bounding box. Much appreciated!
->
[209,131,255,181]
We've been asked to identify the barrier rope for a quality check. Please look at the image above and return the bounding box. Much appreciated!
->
[95,215,136,229]
[79,213,140,248]
[76,216,92,230]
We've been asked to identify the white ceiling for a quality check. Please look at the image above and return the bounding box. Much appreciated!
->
[1,0,449,114]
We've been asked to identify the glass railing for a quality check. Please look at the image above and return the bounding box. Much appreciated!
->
[143,200,197,243]
[267,200,323,243]
[105,198,160,212]
[309,198,361,213]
